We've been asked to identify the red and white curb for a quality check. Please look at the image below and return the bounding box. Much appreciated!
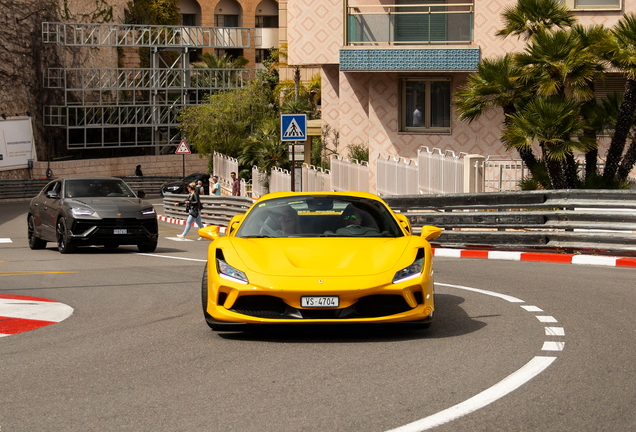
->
[158,215,227,234]
[0,294,73,337]
[432,248,636,268]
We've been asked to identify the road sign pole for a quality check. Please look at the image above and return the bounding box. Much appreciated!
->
[182,154,185,193]
[291,142,295,192]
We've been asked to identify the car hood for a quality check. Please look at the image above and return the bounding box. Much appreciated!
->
[228,236,412,277]
[66,197,145,213]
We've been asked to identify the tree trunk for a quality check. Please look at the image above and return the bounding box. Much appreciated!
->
[294,66,300,102]
[617,137,636,182]
[564,152,577,189]
[503,105,538,172]
[542,143,565,189]
[603,77,636,181]
[585,147,598,179]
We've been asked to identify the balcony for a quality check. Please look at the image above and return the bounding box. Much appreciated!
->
[345,1,473,46]
[341,1,478,72]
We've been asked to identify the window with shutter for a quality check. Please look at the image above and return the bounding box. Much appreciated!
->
[395,0,447,43]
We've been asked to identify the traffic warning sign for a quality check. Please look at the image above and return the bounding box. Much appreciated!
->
[175,139,191,154]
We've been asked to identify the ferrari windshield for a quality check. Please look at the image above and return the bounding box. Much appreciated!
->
[64,179,137,198]
[236,195,404,238]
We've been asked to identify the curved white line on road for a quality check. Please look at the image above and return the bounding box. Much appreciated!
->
[383,282,560,432]
[385,356,556,432]
[435,282,525,303]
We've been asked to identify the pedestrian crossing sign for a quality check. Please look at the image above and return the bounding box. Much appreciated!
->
[175,139,191,154]
[281,114,307,142]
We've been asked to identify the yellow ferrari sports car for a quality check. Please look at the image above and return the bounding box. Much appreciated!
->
[198,191,441,331]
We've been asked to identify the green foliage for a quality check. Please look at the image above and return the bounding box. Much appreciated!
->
[238,118,290,174]
[311,124,340,169]
[124,0,179,25]
[179,81,277,160]
[347,143,369,163]
[63,0,114,23]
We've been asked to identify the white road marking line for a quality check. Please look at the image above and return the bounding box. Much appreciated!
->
[0,333,10,337]
[0,299,73,322]
[542,341,565,351]
[435,283,524,303]
[385,356,557,432]
[135,253,206,262]
[536,315,558,323]
[166,237,194,241]
[545,327,565,336]
[521,305,543,312]
[0,238,12,243]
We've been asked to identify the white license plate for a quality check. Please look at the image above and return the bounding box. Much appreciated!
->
[113,229,127,234]
[301,296,339,308]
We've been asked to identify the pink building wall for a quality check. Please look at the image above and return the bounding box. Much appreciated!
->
[288,0,633,192]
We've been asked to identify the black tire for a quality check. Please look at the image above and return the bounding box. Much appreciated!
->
[56,218,77,254]
[27,215,47,250]
[201,264,215,329]
[137,240,158,253]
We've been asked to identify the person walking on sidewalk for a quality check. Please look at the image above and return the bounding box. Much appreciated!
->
[174,182,204,240]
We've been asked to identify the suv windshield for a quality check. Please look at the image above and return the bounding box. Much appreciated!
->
[65,179,137,198]
[236,195,403,238]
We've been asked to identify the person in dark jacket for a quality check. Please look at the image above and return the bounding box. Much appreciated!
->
[135,165,143,176]
[174,182,204,240]
[231,172,240,196]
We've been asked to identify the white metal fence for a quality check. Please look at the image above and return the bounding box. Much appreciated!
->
[302,164,332,192]
[330,156,369,192]
[417,147,465,194]
[213,151,238,190]
[376,155,419,195]
[483,157,526,192]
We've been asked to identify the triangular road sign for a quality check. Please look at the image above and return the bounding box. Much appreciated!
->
[175,139,191,154]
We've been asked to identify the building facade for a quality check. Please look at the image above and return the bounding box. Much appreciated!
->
[286,0,629,192]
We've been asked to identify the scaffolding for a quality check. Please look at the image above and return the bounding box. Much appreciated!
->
[42,22,260,149]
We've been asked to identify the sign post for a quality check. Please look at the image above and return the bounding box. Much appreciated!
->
[281,114,307,192]
[175,139,191,193]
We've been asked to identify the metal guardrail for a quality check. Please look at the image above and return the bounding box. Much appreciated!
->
[384,190,636,255]
[0,177,178,200]
[162,194,253,227]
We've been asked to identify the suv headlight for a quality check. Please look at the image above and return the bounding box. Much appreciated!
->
[167,186,180,191]
[393,254,424,284]
[71,207,95,217]
[217,259,249,285]
[141,207,155,215]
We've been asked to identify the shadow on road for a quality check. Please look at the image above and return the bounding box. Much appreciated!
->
[216,294,487,343]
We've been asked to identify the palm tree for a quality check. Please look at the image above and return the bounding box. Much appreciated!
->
[238,119,289,189]
[191,52,249,69]
[597,14,636,182]
[454,54,538,171]
[495,0,576,41]
[503,97,595,189]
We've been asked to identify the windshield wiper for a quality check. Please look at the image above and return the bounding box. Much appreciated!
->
[241,235,274,238]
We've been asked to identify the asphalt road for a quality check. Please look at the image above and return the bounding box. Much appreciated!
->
[1,199,635,432]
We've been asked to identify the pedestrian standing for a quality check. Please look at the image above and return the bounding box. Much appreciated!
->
[211,176,221,196]
[196,179,205,195]
[135,165,143,176]
[231,172,240,196]
[174,182,204,240]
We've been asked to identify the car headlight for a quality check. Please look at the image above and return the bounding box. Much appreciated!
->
[393,255,424,284]
[141,207,155,215]
[217,259,249,285]
[167,186,180,191]
[70,207,95,217]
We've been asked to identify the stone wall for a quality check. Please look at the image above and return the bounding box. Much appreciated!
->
[29,154,209,179]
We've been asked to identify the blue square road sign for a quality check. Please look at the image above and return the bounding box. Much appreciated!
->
[281,114,307,142]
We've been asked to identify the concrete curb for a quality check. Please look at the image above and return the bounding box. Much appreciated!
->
[158,215,636,268]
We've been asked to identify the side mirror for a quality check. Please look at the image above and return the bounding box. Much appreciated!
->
[198,225,220,241]
[421,225,442,240]
[394,213,412,235]
[227,214,245,235]
[46,191,59,199]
